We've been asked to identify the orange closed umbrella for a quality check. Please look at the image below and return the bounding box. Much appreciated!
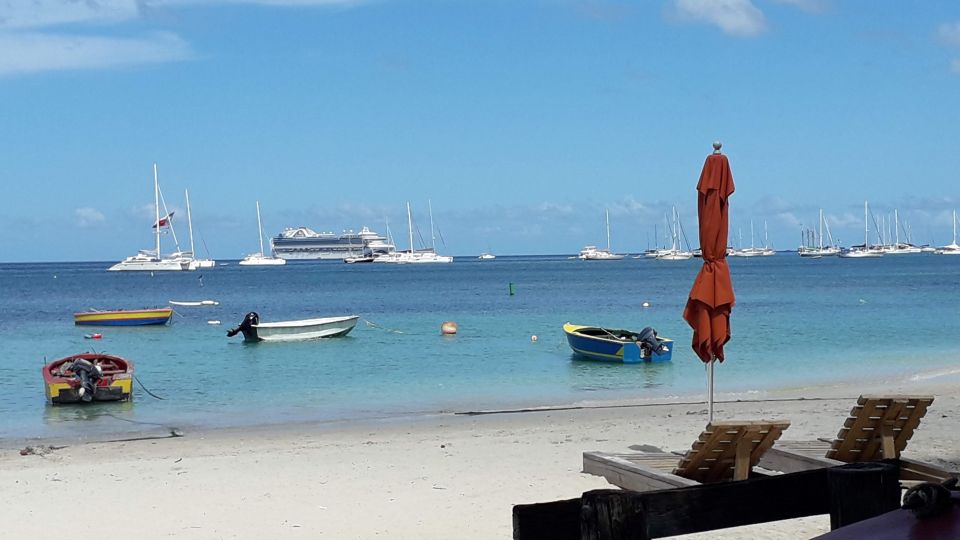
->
[683,142,735,421]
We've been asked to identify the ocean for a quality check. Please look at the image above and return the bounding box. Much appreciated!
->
[2,254,959,441]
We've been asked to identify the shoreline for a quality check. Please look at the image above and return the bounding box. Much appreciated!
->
[9,362,960,450]
[4,376,959,539]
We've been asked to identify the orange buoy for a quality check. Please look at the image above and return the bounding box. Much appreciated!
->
[441,321,458,335]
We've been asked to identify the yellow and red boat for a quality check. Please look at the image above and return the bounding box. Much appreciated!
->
[74,307,173,326]
[42,353,134,404]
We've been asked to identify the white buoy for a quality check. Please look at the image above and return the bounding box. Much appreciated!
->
[441,321,458,335]
[531,335,538,342]
[642,302,651,308]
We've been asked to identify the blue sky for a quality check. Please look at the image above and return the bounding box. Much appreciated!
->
[2,0,959,261]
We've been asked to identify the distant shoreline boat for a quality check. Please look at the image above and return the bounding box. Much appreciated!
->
[74,307,173,326]
[578,210,624,260]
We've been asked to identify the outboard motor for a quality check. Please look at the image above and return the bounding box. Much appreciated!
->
[226,312,261,342]
[637,327,666,358]
[70,357,102,402]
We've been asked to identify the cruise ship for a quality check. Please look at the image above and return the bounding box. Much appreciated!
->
[271,226,395,260]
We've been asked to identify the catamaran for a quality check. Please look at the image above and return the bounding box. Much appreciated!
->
[373,201,453,264]
[579,209,624,260]
[936,210,960,255]
[108,164,188,272]
[239,201,286,266]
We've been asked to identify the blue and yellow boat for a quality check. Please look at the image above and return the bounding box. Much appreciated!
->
[563,322,673,363]
[74,307,173,326]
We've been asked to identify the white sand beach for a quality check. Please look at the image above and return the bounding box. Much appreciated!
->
[3,378,959,539]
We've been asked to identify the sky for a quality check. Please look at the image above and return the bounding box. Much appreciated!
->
[1,0,959,262]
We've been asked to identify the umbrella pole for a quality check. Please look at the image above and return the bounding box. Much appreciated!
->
[707,358,715,423]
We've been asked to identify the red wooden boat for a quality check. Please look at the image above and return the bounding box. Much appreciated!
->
[42,353,134,404]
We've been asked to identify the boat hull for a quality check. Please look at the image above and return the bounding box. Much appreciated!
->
[42,353,134,404]
[74,308,173,326]
[563,323,672,363]
[252,315,360,342]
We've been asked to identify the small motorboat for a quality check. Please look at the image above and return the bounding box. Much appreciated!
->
[42,353,134,404]
[563,323,672,363]
[169,300,219,307]
[74,307,173,326]
[227,312,359,342]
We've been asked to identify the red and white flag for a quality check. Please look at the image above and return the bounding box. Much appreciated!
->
[153,211,175,228]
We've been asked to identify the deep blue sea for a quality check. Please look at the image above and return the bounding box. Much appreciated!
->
[2,254,959,440]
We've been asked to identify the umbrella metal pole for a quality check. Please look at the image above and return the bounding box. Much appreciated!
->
[707,358,715,423]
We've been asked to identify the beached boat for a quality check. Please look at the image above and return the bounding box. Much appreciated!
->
[42,353,134,404]
[226,312,359,342]
[563,323,672,363]
[74,307,173,326]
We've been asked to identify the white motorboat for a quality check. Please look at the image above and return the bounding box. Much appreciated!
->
[227,312,359,342]
[108,163,189,272]
[239,201,287,266]
[478,252,496,260]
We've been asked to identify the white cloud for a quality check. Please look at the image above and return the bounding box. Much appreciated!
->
[75,207,106,227]
[0,31,191,75]
[671,0,766,37]
[937,21,960,47]
[0,0,140,30]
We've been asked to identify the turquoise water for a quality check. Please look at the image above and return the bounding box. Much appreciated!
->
[2,255,959,440]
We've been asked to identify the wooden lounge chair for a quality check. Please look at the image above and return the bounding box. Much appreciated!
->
[758,395,956,483]
[583,420,791,492]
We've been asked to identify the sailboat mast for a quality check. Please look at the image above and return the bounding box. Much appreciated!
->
[954,209,958,246]
[186,189,195,255]
[153,163,161,258]
[429,199,435,251]
[864,201,869,248]
[406,202,414,252]
[605,209,612,251]
[256,200,265,256]
[819,209,824,250]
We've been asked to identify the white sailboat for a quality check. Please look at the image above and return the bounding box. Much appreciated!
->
[579,209,624,260]
[656,207,693,260]
[373,202,453,264]
[840,201,883,258]
[936,210,960,255]
[239,201,286,266]
[185,189,215,269]
[884,209,922,254]
[108,163,188,272]
[798,209,840,257]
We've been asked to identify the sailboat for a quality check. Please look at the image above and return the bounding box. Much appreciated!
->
[239,201,286,266]
[579,209,624,260]
[656,207,693,260]
[936,210,960,255]
[108,163,188,272]
[373,202,453,264]
[798,209,840,257]
[882,209,922,254]
[840,201,883,258]
[185,189,215,269]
